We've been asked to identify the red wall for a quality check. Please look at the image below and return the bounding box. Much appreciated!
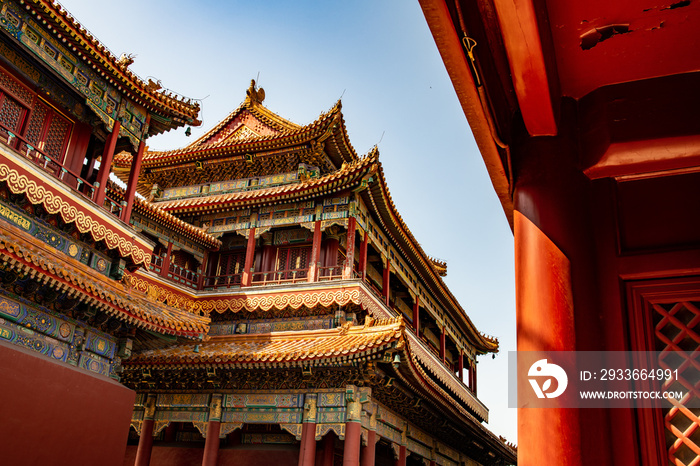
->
[124,445,299,466]
[0,340,135,466]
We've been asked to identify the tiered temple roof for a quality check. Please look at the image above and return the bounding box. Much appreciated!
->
[21,0,201,135]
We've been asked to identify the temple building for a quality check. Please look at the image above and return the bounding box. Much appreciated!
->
[0,1,516,465]
[113,80,516,466]
[419,0,700,465]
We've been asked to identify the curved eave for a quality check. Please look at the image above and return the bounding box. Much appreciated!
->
[186,98,302,150]
[364,164,498,353]
[398,343,517,464]
[0,227,208,337]
[119,101,353,171]
[106,185,221,250]
[154,152,378,216]
[418,0,514,228]
[27,0,200,125]
[124,318,404,367]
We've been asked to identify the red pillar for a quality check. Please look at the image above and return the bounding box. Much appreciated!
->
[299,394,317,466]
[297,422,317,466]
[412,296,420,334]
[308,221,322,282]
[202,421,221,466]
[242,227,256,286]
[360,430,376,466]
[393,445,406,466]
[134,419,154,466]
[458,351,464,383]
[472,361,477,395]
[121,140,146,223]
[344,396,362,466]
[321,433,335,466]
[382,258,390,306]
[439,327,446,363]
[358,231,368,280]
[514,210,580,466]
[344,422,362,466]
[161,242,173,279]
[135,394,156,466]
[197,250,209,290]
[93,120,120,206]
[343,217,356,279]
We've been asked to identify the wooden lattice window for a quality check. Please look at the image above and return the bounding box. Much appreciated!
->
[0,91,27,140]
[654,301,700,465]
[276,246,309,280]
[628,278,700,466]
[0,69,72,164]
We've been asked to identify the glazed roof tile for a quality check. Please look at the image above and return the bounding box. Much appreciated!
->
[153,149,378,214]
[106,183,221,249]
[28,0,200,126]
[0,224,209,337]
[363,163,499,353]
[113,99,351,170]
[128,317,404,366]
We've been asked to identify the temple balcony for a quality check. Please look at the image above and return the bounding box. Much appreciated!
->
[0,141,155,271]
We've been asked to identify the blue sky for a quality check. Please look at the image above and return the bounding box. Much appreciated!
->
[58,0,517,442]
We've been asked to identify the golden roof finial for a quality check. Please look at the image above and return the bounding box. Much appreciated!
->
[246,79,265,105]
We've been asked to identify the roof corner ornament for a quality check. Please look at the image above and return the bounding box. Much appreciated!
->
[116,53,135,70]
[246,79,265,104]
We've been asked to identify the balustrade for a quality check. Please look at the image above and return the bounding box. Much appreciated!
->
[0,124,123,218]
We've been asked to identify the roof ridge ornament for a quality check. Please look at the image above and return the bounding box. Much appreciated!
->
[246,79,265,105]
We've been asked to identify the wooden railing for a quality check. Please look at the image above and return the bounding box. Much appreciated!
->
[204,273,243,289]
[251,268,309,285]
[317,265,343,280]
[168,263,199,289]
[0,123,123,217]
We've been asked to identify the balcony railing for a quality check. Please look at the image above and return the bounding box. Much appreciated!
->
[317,265,343,280]
[252,268,309,285]
[167,263,199,289]
[150,255,164,274]
[204,273,243,290]
[0,124,123,218]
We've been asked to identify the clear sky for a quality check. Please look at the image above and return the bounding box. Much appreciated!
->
[57,0,517,442]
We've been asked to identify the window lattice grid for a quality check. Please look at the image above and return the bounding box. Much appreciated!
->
[0,68,33,105]
[44,112,70,161]
[653,301,700,466]
[24,101,47,145]
[0,94,25,135]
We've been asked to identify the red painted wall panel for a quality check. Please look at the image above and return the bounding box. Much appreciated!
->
[0,340,135,466]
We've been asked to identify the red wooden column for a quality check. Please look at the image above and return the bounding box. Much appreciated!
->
[308,221,322,282]
[472,361,477,396]
[358,231,368,280]
[343,217,357,279]
[360,406,377,466]
[458,351,464,382]
[197,250,209,290]
[412,296,420,335]
[393,445,406,466]
[202,395,222,466]
[160,242,173,279]
[121,140,146,223]
[515,207,582,465]
[242,228,257,286]
[298,394,317,466]
[134,394,156,466]
[343,392,362,466]
[93,120,121,206]
[439,327,446,363]
[382,258,391,306]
